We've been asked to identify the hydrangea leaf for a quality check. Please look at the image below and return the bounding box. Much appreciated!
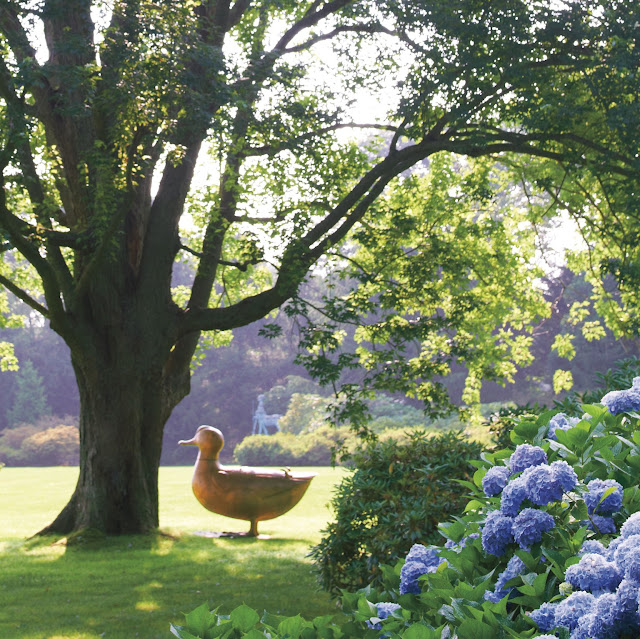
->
[403,622,438,639]
[276,615,307,639]
[230,605,260,633]
[184,604,215,637]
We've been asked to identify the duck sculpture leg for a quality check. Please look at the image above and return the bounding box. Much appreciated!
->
[179,426,316,537]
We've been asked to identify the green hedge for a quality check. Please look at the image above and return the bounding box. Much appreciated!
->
[233,426,351,466]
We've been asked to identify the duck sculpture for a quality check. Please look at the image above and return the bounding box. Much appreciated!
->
[179,426,316,536]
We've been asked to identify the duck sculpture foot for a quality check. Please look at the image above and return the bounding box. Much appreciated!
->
[179,426,316,537]
[193,529,270,539]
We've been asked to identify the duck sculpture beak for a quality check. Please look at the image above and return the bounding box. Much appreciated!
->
[179,437,196,446]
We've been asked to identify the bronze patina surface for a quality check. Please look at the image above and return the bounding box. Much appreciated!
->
[179,425,316,536]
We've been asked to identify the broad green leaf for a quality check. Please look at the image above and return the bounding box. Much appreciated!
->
[403,623,436,639]
[277,615,307,639]
[230,605,260,633]
[171,626,202,639]
[185,604,214,637]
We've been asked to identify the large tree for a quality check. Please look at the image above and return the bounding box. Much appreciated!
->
[0,0,637,534]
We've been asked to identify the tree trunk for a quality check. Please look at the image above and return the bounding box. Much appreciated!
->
[40,317,188,535]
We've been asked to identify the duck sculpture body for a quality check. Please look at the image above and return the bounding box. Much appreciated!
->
[179,425,316,536]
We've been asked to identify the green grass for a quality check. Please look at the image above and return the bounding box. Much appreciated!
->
[0,466,348,639]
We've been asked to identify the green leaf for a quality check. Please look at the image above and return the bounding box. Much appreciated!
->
[439,520,466,542]
[230,605,260,633]
[171,626,202,639]
[277,615,307,639]
[563,422,592,448]
[464,500,483,513]
[185,604,214,637]
[458,618,495,639]
[534,571,548,597]
[513,420,541,440]
[403,623,436,639]
[552,334,576,360]
[473,468,487,488]
[356,597,377,617]
[553,369,574,394]
[243,630,268,639]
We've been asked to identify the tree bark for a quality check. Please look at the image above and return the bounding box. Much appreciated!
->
[39,303,188,535]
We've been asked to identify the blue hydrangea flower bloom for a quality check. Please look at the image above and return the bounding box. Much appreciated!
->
[616,579,640,614]
[481,510,514,556]
[579,539,606,557]
[399,545,445,594]
[399,560,427,595]
[483,555,526,603]
[512,508,554,550]
[601,384,640,415]
[500,476,528,516]
[586,514,617,535]
[565,553,622,593]
[482,590,504,604]
[572,613,596,639]
[588,592,623,638]
[529,602,557,631]
[613,535,640,578]
[405,543,441,568]
[522,465,563,506]
[620,512,640,539]
[482,466,511,497]
[554,591,596,631]
[550,460,578,492]
[366,603,401,629]
[548,413,580,440]
[607,536,624,561]
[585,479,623,515]
[509,444,548,474]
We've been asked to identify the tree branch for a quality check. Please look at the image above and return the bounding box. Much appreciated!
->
[228,0,251,29]
[245,122,399,157]
[0,272,49,317]
[273,0,353,52]
[282,23,396,54]
[178,242,258,271]
[0,176,67,325]
[0,4,39,62]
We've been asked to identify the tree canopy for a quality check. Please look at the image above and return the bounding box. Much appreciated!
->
[0,0,638,533]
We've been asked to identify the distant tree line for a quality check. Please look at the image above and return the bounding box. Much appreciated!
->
[0,267,637,466]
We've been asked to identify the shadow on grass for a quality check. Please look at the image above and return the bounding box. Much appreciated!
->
[0,532,337,639]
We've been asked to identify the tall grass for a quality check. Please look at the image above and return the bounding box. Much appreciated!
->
[0,466,347,639]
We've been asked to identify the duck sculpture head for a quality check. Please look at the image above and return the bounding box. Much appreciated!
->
[179,425,224,462]
[179,426,316,537]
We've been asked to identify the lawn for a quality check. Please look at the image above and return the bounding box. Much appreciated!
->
[0,466,348,639]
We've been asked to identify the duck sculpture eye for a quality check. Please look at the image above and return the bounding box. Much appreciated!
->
[179,426,316,537]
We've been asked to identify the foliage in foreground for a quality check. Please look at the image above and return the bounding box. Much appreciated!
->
[174,377,640,639]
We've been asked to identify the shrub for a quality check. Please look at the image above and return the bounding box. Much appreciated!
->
[309,430,482,593]
[0,424,41,464]
[233,432,299,466]
[21,425,79,466]
[0,415,79,466]
[233,426,352,466]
